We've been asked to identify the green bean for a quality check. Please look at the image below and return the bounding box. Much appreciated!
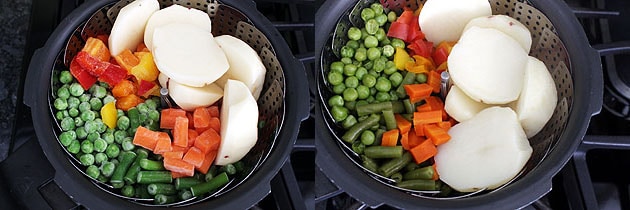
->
[178,190,193,201]
[135,184,152,199]
[361,155,379,173]
[404,166,435,180]
[121,185,135,197]
[220,164,237,175]
[352,141,365,154]
[110,151,137,187]
[364,145,403,159]
[396,72,417,98]
[356,101,393,116]
[148,183,177,195]
[140,159,165,171]
[127,108,140,132]
[86,165,100,179]
[59,131,76,147]
[81,140,94,154]
[396,179,436,191]
[405,162,420,172]
[123,149,149,184]
[100,161,116,177]
[190,172,229,197]
[154,194,177,205]
[347,27,362,41]
[402,99,415,114]
[374,129,386,146]
[379,152,412,177]
[69,83,84,96]
[360,130,376,145]
[204,166,218,182]
[382,109,397,130]
[342,114,380,143]
[175,177,203,190]
[391,172,403,183]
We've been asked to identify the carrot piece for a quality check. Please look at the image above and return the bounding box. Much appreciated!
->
[437,121,452,130]
[187,129,198,148]
[153,132,172,154]
[164,157,194,177]
[186,112,195,128]
[173,117,189,147]
[163,151,184,159]
[400,131,410,150]
[394,114,412,134]
[416,103,432,112]
[424,124,451,146]
[160,108,187,129]
[171,145,188,154]
[207,105,220,118]
[193,107,211,128]
[409,138,437,164]
[132,126,159,151]
[407,129,425,149]
[113,49,140,72]
[182,147,205,168]
[381,129,400,147]
[171,171,188,179]
[413,110,442,136]
[208,117,221,133]
[196,150,217,174]
[404,83,433,103]
[427,70,441,93]
[82,37,110,62]
[195,128,221,154]
[425,96,447,120]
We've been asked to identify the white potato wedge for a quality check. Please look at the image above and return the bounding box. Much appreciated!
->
[464,15,532,53]
[165,76,224,111]
[511,56,558,138]
[215,79,259,165]
[152,23,229,87]
[435,107,533,192]
[448,26,528,104]
[444,85,492,122]
[108,0,159,56]
[418,0,491,45]
[214,35,266,100]
[143,4,212,51]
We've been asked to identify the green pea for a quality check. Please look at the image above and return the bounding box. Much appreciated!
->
[389,72,404,87]
[137,103,149,114]
[102,130,115,144]
[69,83,84,96]
[76,126,88,140]
[331,105,349,122]
[330,61,345,74]
[375,91,391,102]
[57,87,70,99]
[95,119,106,134]
[79,94,90,102]
[342,115,358,129]
[106,144,120,159]
[86,165,100,179]
[389,91,399,101]
[117,116,130,131]
[387,11,397,23]
[328,72,345,86]
[81,110,96,122]
[362,74,377,88]
[354,47,367,62]
[381,37,391,46]
[383,45,395,57]
[79,101,91,112]
[341,57,353,64]
[364,36,378,48]
[94,138,108,153]
[59,131,76,147]
[356,85,370,100]
[332,83,346,94]
[416,73,428,84]
[343,87,359,102]
[80,153,95,166]
[363,60,374,70]
[145,98,158,110]
[366,95,375,103]
[348,27,362,41]
[391,38,405,49]
[375,28,386,41]
[328,95,345,107]
[343,64,357,77]
[98,82,109,89]
[54,98,68,110]
[375,14,388,26]
[55,111,64,120]
[102,95,115,105]
[81,140,94,154]
[59,71,73,84]
[114,130,128,144]
[370,3,384,15]
[346,40,359,49]
[361,130,376,146]
[67,140,81,154]
[367,47,381,61]
[352,141,365,154]
[384,62,398,75]
[375,77,392,92]
[94,152,107,165]
[117,109,124,118]
[90,98,103,111]
[361,8,375,21]
[373,56,387,72]
[345,101,357,111]
[68,108,79,118]
[148,110,160,122]
[74,117,84,127]
[101,161,116,177]
[121,139,135,151]
[90,85,107,99]
[345,76,359,89]
[60,117,75,131]
[87,132,100,142]
[365,19,379,35]
[340,46,355,58]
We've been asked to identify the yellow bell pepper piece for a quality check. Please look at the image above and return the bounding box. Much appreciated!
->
[394,47,410,70]
[130,52,159,82]
[101,102,117,129]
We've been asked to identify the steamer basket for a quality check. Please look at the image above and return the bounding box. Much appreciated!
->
[25,0,309,209]
[315,0,602,208]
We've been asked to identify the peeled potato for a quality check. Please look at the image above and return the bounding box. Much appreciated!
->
[418,0,491,45]
[511,56,558,138]
[215,79,259,165]
[435,106,533,192]
[214,35,266,100]
[464,15,532,53]
[152,23,229,87]
[108,0,159,56]
[447,26,528,104]
[143,4,212,51]
[444,85,492,122]
[164,76,223,111]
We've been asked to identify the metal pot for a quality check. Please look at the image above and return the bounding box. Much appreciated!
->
[315,0,602,208]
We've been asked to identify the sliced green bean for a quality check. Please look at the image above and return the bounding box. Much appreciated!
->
[190,172,229,197]
[396,179,436,191]
[382,109,397,130]
[364,146,403,159]
[341,114,380,143]
[378,152,412,177]
[403,166,435,180]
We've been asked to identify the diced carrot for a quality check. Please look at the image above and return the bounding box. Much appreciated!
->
[160,108,187,129]
[136,42,149,52]
[114,49,139,72]
[171,171,188,179]
[424,124,451,146]
[208,117,221,133]
[432,164,439,180]
[173,117,189,147]
[163,151,184,159]
[187,129,198,147]
[400,131,410,150]
[427,70,441,93]
[195,125,210,135]
[182,147,205,168]
[407,129,425,149]
[437,121,452,130]
[164,157,194,177]
[404,83,433,104]
[153,132,172,154]
[195,128,221,154]
[409,138,437,164]
[132,126,159,151]
[186,112,195,128]
[394,114,412,134]
[207,105,220,118]
[193,107,211,128]
[196,150,217,174]
[416,103,432,112]
[424,96,447,120]
[381,129,399,147]
[171,145,188,154]
[82,37,110,62]
[413,111,442,125]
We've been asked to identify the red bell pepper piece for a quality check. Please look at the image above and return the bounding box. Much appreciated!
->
[75,51,109,77]
[432,47,449,66]
[387,21,409,42]
[98,63,128,86]
[407,39,433,58]
[69,57,97,90]
[397,10,415,24]
[137,80,159,98]
[407,17,425,42]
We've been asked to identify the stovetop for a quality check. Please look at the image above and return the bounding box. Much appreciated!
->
[2,0,630,209]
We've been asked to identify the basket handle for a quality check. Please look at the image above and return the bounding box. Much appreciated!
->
[24,48,44,108]
[587,46,604,116]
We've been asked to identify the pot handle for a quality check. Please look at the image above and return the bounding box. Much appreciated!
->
[24,48,44,108]
[588,46,604,116]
